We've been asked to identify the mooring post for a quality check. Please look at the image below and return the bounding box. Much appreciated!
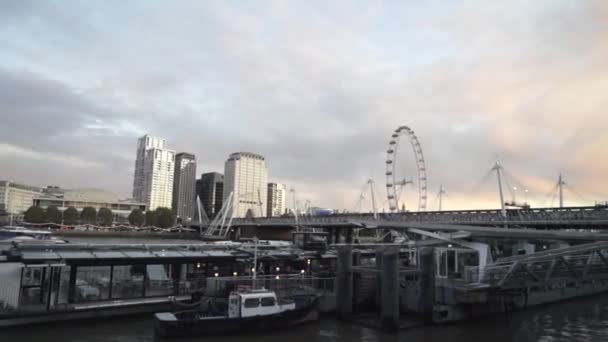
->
[418,247,435,323]
[337,245,353,318]
[381,247,399,332]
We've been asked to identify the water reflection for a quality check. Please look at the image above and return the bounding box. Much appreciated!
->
[4,293,608,342]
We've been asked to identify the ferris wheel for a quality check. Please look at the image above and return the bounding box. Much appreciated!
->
[385,126,428,212]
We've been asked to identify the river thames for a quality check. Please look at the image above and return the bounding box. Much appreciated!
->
[3,291,608,342]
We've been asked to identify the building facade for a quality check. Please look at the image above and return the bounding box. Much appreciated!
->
[223,152,268,218]
[132,135,175,211]
[0,181,44,223]
[197,172,224,220]
[34,188,146,223]
[172,153,197,221]
[267,183,287,217]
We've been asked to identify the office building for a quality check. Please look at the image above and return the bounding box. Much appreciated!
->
[132,135,175,211]
[223,152,268,218]
[267,183,287,217]
[172,153,197,221]
[34,188,146,223]
[0,181,44,223]
[197,172,224,219]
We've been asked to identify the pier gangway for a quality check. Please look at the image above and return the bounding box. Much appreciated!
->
[471,241,608,290]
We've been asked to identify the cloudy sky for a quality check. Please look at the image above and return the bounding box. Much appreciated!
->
[1,0,607,212]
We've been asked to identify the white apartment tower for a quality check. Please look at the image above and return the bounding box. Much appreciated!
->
[267,183,286,217]
[132,135,175,211]
[223,152,268,218]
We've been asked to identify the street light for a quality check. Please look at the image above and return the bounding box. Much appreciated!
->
[524,189,529,205]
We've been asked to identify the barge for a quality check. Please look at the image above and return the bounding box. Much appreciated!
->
[0,242,336,327]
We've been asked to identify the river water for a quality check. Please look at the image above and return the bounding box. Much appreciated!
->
[3,293,608,342]
[3,236,608,341]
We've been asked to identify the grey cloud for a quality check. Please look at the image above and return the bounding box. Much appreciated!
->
[1,1,607,210]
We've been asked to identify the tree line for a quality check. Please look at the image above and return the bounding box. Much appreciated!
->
[23,206,176,228]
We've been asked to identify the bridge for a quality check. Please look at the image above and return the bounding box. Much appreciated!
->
[219,205,608,229]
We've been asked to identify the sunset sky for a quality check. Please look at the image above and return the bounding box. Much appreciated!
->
[1,0,607,211]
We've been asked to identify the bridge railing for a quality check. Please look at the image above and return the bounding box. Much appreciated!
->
[224,205,608,227]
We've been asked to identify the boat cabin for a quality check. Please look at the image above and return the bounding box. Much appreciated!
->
[228,289,295,318]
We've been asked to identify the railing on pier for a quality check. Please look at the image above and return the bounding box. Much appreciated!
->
[205,274,336,298]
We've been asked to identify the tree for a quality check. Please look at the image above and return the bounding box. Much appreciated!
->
[63,207,79,225]
[45,206,62,224]
[128,208,144,226]
[24,206,45,223]
[155,207,175,228]
[97,208,113,226]
[145,210,158,227]
[80,207,97,224]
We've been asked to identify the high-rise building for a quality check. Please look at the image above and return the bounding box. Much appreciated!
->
[132,135,175,211]
[172,153,197,221]
[223,152,268,218]
[197,172,224,219]
[267,183,286,217]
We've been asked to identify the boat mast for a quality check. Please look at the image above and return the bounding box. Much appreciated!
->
[251,236,258,289]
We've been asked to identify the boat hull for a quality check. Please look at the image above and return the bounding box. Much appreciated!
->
[154,302,319,337]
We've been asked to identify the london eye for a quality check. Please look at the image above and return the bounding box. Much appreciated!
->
[385,126,428,212]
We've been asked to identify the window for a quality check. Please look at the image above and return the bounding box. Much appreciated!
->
[111,265,144,299]
[75,266,111,302]
[260,297,275,307]
[244,298,259,308]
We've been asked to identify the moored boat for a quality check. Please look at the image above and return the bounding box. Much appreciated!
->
[153,289,319,337]
[0,226,67,245]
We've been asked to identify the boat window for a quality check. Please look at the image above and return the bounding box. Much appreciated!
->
[111,265,144,300]
[243,298,260,308]
[145,264,173,297]
[75,266,111,302]
[260,297,275,307]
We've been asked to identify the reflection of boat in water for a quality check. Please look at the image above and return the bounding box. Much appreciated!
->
[0,226,67,244]
[154,289,319,337]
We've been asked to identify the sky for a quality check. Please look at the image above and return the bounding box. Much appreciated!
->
[1,0,607,212]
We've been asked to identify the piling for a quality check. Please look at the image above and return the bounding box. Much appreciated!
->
[380,247,400,331]
[336,246,353,318]
[418,247,435,323]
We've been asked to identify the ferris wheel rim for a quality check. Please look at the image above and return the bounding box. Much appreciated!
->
[385,125,428,212]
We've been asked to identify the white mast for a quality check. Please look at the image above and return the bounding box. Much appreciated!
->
[251,236,258,288]
[290,188,299,231]
[492,161,506,218]
[438,185,446,211]
[558,173,566,208]
[367,179,378,220]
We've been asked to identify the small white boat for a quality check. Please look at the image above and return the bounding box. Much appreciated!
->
[0,226,67,244]
[153,289,319,337]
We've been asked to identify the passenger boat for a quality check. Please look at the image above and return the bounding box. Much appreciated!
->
[0,226,67,244]
[153,289,319,337]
